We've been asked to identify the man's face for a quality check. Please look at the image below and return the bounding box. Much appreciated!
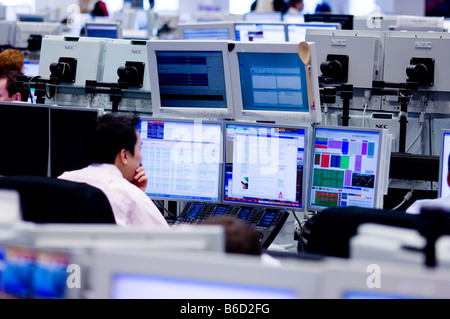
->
[122,129,143,182]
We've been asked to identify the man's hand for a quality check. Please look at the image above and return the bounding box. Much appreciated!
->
[132,164,148,192]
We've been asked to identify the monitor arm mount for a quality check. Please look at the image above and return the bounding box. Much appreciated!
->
[85,62,145,113]
[371,57,435,153]
[16,57,77,104]
[372,81,418,153]
[318,54,353,126]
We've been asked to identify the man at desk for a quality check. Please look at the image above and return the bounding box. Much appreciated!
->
[59,112,170,228]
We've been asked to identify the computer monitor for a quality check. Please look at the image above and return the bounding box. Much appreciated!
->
[138,117,224,203]
[177,22,235,40]
[228,41,322,124]
[383,31,450,93]
[438,129,450,198]
[16,13,48,22]
[0,244,71,299]
[307,125,391,212]
[244,12,283,22]
[304,13,354,30]
[84,22,123,39]
[18,223,225,253]
[223,121,310,211]
[318,257,450,299]
[0,102,49,177]
[38,35,107,88]
[0,20,17,47]
[101,38,150,91]
[90,249,321,299]
[13,21,62,50]
[117,8,149,30]
[353,14,398,31]
[445,18,450,32]
[147,40,236,120]
[49,106,101,178]
[286,22,340,43]
[234,22,286,42]
[305,29,384,89]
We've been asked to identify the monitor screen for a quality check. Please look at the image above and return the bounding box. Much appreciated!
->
[147,40,235,119]
[228,41,321,124]
[286,22,339,43]
[1,245,70,299]
[177,22,235,40]
[49,106,100,178]
[138,118,223,202]
[223,122,309,210]
[22,60,40,102]
[234,23,286,42]
[304,13,354,30]
[0,102,49,177]
[244,12,283,22]
[308,126,388,211]
[182,28,231,40]
[22,60,40,77]
[85,22,122,39]
[438,129,450,198]
[110,272,297,299]
[17,13,46,22]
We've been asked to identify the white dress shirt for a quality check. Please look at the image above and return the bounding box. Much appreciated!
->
[59,163,170,228]
[405,195,450,215]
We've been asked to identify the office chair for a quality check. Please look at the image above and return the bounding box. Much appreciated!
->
[0,175,116,224]
[299,206,420,259]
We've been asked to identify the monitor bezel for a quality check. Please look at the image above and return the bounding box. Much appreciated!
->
[222,120,311,211]
[147,40,236,120]
[307,124,386,212]
[438,129,450,198]
[138,116,225,203]
[228,41,322,125]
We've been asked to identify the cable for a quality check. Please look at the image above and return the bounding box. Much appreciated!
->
[153,200,176,219]
[406,111,425,153]
[391,181,416,210]
[361,89,371,128]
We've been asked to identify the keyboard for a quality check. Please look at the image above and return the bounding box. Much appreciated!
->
[171,202,289,248]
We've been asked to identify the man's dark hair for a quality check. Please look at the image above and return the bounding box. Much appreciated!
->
[0,71,21,98]
[87,112,140,164]
[203,216,262,256]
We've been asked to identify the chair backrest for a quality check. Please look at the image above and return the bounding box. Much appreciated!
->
[0,175,116,224]
[300,206,419,258]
